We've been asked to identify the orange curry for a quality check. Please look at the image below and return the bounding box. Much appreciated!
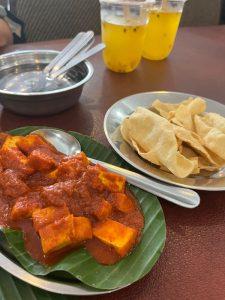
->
[0,133,144,265]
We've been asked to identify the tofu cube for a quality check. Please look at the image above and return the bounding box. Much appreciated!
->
[93,200,112,220]
[72,217,92,243]
[32,205,70,231]
[93,219,137,257]
[110,193,135,213]
[39,215,74,254]
[28,149,57,171]
[98,171,126,193]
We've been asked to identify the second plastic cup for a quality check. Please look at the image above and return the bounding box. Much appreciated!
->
[143,0,187,61]
[99,0,151,73]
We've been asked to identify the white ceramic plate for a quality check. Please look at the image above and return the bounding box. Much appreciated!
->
[104,91,225,191]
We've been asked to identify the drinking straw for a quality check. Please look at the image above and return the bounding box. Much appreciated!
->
[162,0,168,11]
[123,1,130,22]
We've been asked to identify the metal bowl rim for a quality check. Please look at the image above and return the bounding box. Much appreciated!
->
[0,49,94,96]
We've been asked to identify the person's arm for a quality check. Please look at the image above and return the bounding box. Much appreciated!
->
[0,18,13,48]
[0,5,25,48]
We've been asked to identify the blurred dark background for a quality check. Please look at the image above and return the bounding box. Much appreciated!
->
[0,0,224,42]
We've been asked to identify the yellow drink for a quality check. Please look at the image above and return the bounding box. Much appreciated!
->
[102,20,147,73]
[143,11,182,60]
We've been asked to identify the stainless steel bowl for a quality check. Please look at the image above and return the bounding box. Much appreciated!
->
[0,50,94,116]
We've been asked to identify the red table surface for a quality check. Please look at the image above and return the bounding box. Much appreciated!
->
[1,25,225,300]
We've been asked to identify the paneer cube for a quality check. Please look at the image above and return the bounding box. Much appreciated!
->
[57,152,89,180]
[61,152,89,166]
[93,219,137,257]
[83,165,106,192]
[26,171,56,188]
[1,136,22,151]
[39,215,74,254]
[32,205,70,231]
[0,169,30,198]
[28,149,57,171]
[41,181,75,207]
[93,200,112,220]
[47,169,58,180]
[39,215,92,254]
[72,217,92,243]
[0,135,34,176]
[85,165,125,193]
[98,171,126,193]
[48,152,91,182]
[109,193,135,213]
[0,147,34,175]
[11,194,42,220]
[16,135,52,155]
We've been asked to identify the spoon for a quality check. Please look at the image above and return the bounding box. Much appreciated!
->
[44,31,94,75]
[32,31,95,92]
[31,31,104,92]
[50,43,105,79]
[31,128,200,209]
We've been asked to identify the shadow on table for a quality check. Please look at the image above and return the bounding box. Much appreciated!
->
[0,96,94,137]
[99,58,178,105]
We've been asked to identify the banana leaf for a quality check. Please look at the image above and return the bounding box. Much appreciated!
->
[1,127,166,290]
[0,268,79,300]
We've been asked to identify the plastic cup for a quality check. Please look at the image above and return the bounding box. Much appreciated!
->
[99,0,153,73]
[142,0,187,60]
